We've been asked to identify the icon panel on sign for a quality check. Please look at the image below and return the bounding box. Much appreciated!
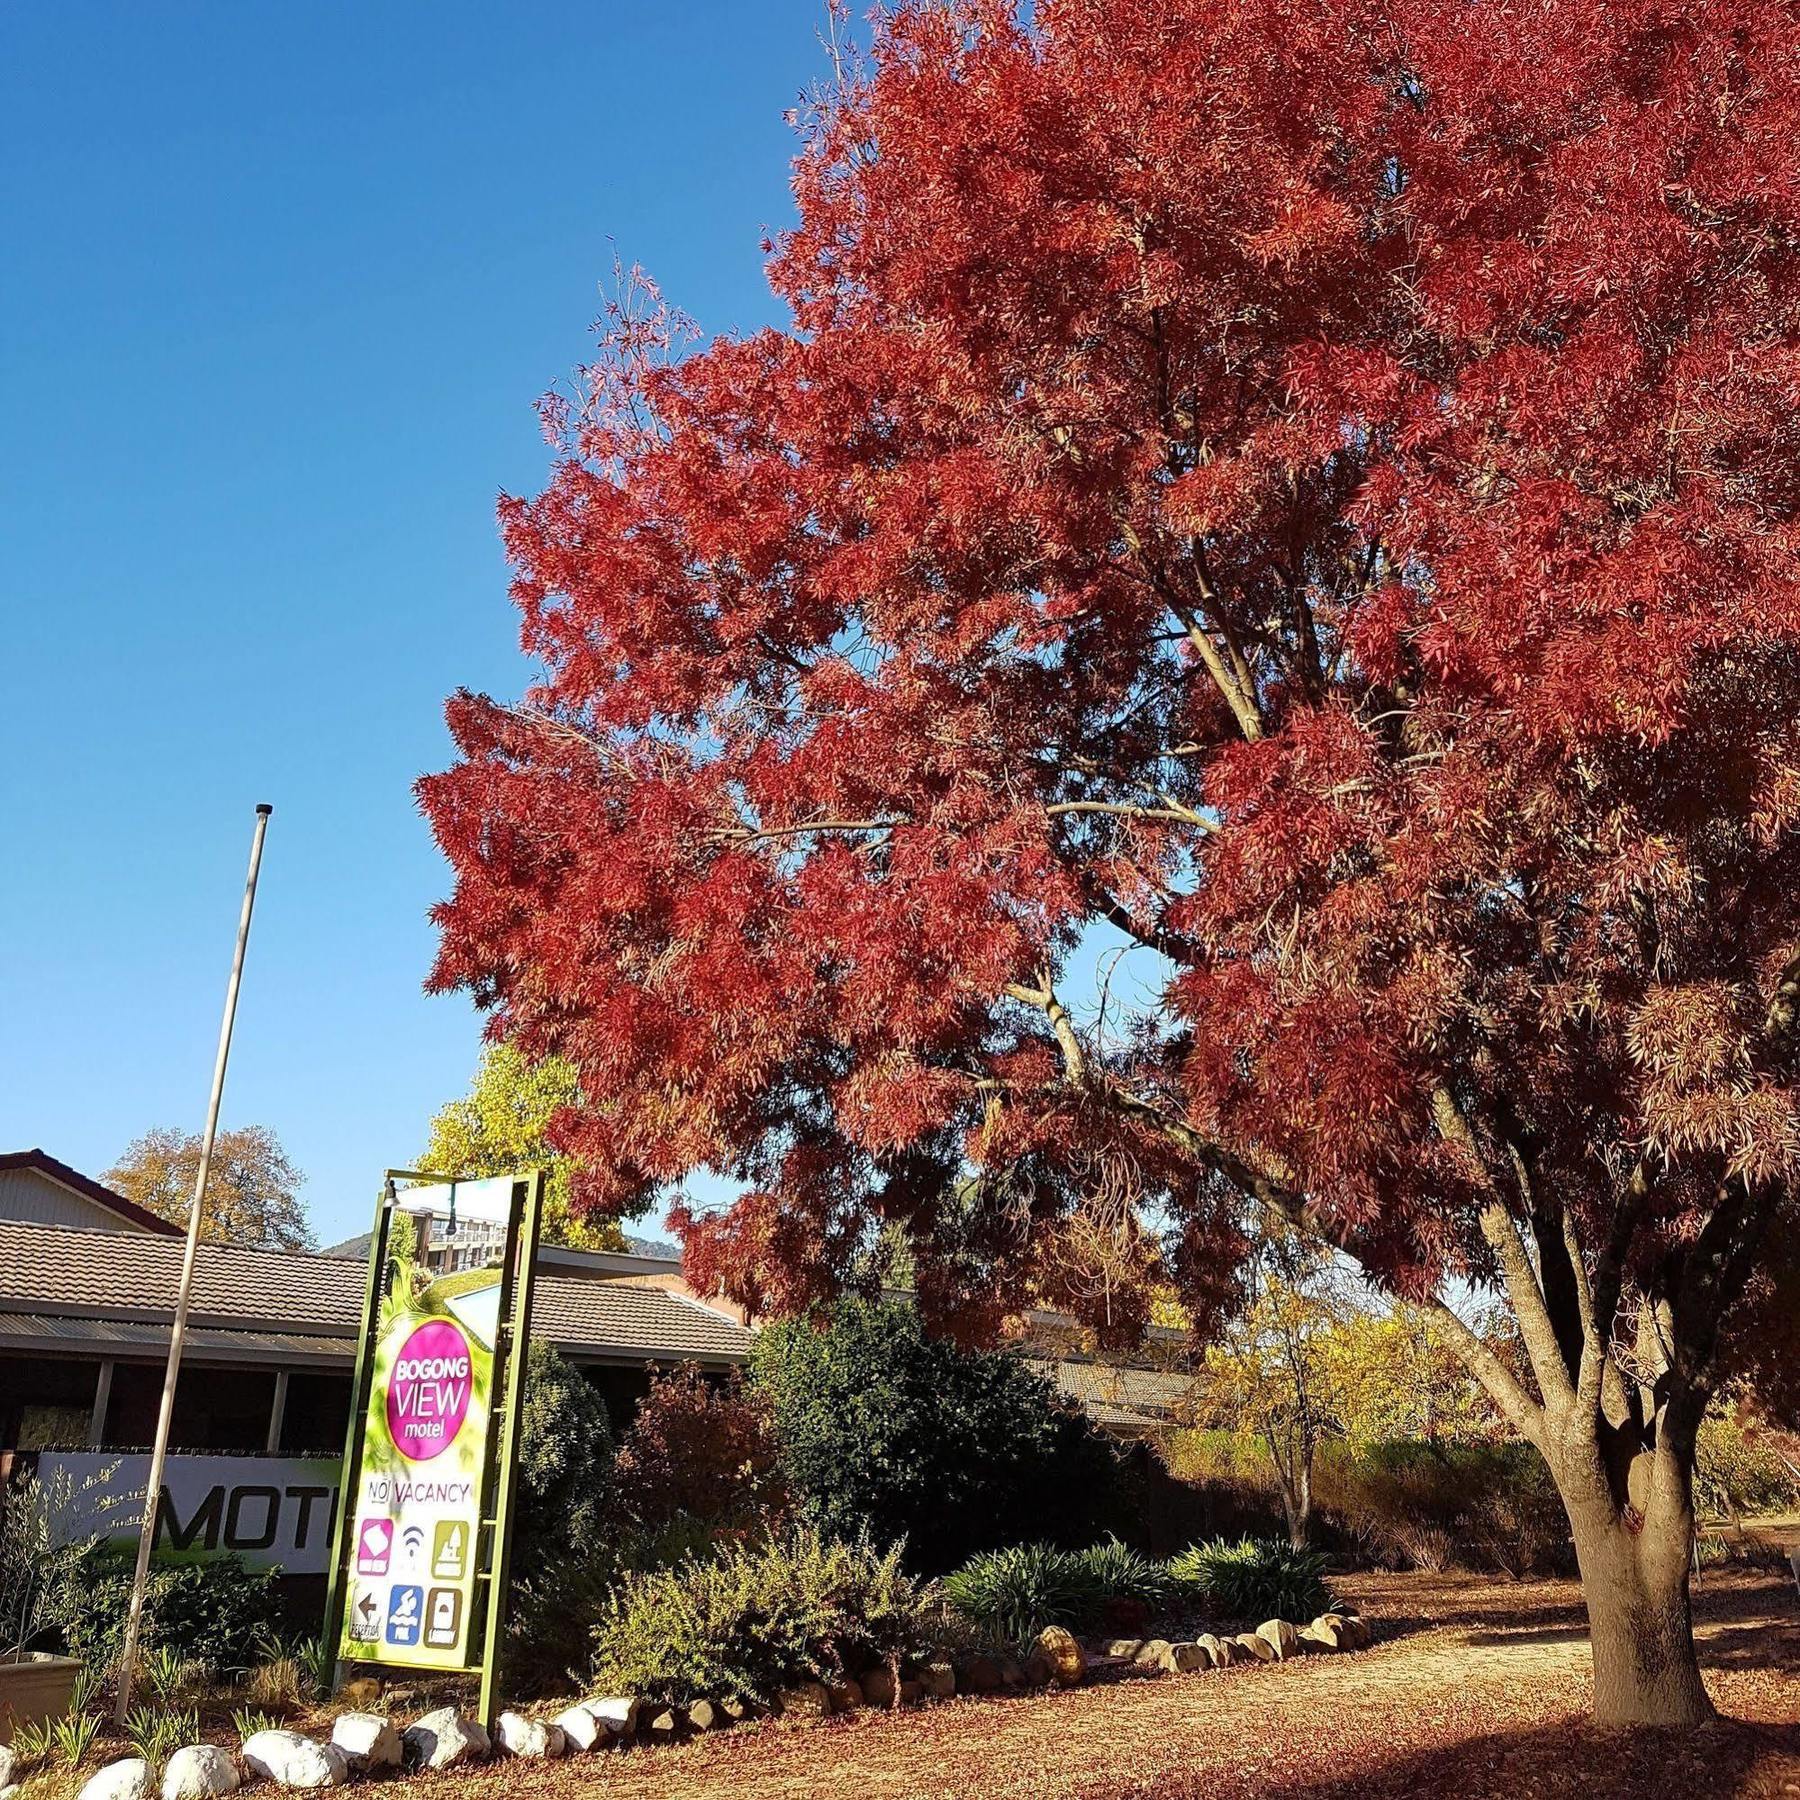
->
[399,1524,426,1571]
[424,1586,463,1649]
[355,1518,392,1575]
[348,1584,382,1643]
[385,1584,423,1647]
[431,1519,468,1580]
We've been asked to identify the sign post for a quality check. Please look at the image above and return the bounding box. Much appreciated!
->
[320,1168,544,1726]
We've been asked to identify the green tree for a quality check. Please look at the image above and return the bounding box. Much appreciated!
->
[106,1124,312,1251]
[501,1342,616,1686]
[422,1043,625,1250]
[513,1341,614,1567]
[749,1297,1118,1572]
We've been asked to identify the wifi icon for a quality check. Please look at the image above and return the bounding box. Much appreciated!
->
[401,1525,426,1566]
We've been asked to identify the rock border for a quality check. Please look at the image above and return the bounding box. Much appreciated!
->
[68,1605,1370,1799]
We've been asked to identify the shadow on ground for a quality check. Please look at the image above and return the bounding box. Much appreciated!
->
[1255,1716,1800,1800]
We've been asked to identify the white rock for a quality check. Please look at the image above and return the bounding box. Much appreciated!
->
[328,1714,402,1774]
[241,1731,348,1791]
[1257,1618,1300,1661]
[402,1707,489,1771]
[161,1745,240,1800]
[2,1781,20,1800]
[553,1705,608,1751]
[496,1712,562,1758]
[583,1695,641,1737]
[0,1742,17,1789]
[79,1759,156,1800]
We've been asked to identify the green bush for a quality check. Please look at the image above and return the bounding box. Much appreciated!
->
[1169,1536,1332,1621]
[942,1543,1104,1651]
[50,1545,283,1677]
[590,1524,937,1706]
[506,1343,619,1689]
[2,1467,106,1657]
[750,1298,1121,1572]
[1075,1536,1177,1613]
[943,1537,1177,1651]
[515,1342,615,1562]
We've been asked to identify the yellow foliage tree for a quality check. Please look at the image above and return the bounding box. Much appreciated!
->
[422,1043,626,1251]
[106,1124,312,1251]
[1194,1235,1501,1542]
[1194,1235,1351,1545]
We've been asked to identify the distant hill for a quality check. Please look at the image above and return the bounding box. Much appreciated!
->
[625,1233,680,1261]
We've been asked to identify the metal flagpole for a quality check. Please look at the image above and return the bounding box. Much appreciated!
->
[115,803,273,1722]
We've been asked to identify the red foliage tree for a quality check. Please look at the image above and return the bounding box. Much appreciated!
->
[422,0,1800,1724]
[610,1364,786,1536]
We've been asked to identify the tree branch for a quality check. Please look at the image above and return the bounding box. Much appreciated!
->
[1431,1087,1574,1410]
[1418,1293,1546,1446]
[705,815,910,844]
[1004,980,1087,1081]
[1046,799,1214,828]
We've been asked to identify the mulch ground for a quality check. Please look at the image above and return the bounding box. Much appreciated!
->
[370,1568,1800,1800]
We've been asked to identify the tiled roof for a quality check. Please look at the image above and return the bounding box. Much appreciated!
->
[0,1149,183,1235]
[0,1220,752,1366]
[1026,1356,1198,1431]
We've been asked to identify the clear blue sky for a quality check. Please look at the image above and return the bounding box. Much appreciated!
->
[0,1,836,1247]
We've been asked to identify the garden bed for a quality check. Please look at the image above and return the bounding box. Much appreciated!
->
[364,1570,1800,1800]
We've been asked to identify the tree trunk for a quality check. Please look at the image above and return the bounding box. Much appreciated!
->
[1266,1429,1312,1546]
[1291,1446,1313,1548]
[1564,1495,1713,1727]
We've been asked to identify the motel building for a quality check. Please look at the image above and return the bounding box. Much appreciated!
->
[0,1148,755,1589]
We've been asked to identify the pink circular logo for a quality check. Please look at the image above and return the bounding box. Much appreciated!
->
[386,1320,473,1462]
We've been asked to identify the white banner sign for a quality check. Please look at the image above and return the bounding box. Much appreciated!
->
[37,1453,340,1574]
[398,1176,518,1226]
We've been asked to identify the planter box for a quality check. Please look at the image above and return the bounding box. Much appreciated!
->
[0,1652,83,1744]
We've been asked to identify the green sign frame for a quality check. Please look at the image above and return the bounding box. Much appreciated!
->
[320,1167,545,1727]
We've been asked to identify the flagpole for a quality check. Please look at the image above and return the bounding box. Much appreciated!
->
[115,803,273,1722]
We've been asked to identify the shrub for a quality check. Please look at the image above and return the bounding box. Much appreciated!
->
[1163,1430,1573,1576]
[504,1353,622,1684]
[944,1537,1182,1650]
[49,1545,283,1677]
[232,1706,282,1742]
[506,1343,619,1688]
[242,1644,314,1715]
[123,1705,199,1765]
[1075,1536,1177,1614]
[515,1341,615,1562]
[591,1524,936,1706]
[509,1558,622,1697]
[750,1298,1121,1571]
[1317,1439,1567,1576]
[1,1466,114,1657]
[612,1364,785,1537]
[1170,1536,1332,1621]
[942,1544,1105,1652]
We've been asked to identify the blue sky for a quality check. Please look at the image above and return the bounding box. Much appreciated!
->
[0,2,838,1247]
